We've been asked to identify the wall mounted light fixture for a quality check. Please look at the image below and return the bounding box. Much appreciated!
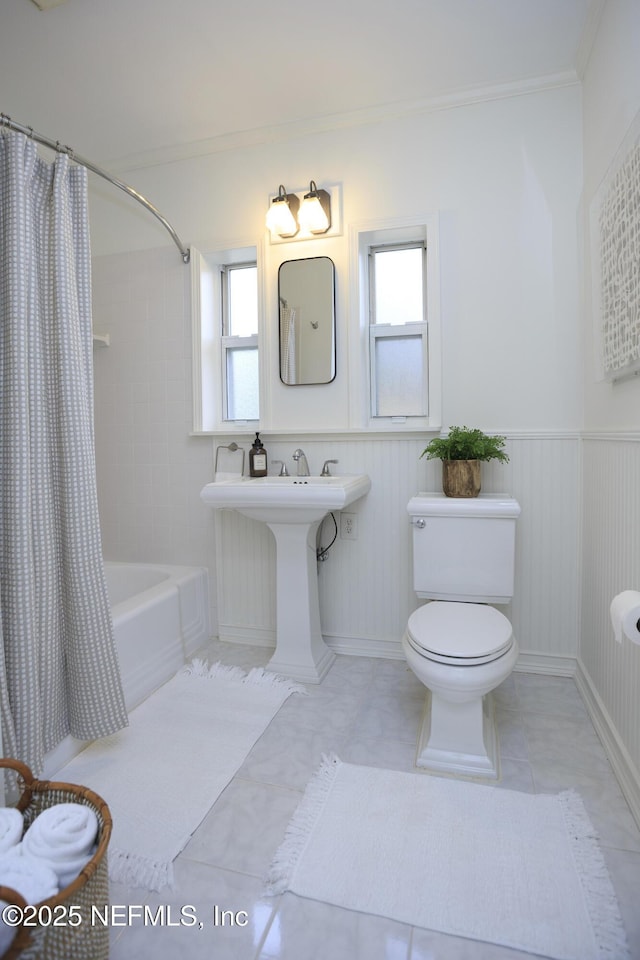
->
[265,185,299,238]
[266,181,333,240]
[299,181,331,234]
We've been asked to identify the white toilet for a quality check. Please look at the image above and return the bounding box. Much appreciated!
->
[402,493,521,779]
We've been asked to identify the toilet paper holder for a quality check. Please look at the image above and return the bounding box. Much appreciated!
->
[610,590,640,645]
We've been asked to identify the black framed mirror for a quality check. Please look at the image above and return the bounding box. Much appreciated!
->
[278,256,336,385]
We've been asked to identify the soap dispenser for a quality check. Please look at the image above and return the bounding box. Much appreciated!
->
[249,433,268,477]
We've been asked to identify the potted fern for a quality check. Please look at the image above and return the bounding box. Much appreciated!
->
[420,426,509,498]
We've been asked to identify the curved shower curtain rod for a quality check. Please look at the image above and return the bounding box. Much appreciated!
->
[1,113,190,264]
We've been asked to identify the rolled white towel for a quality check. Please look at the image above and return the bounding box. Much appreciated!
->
[50,850,95,892]
[22,803,98,890]
[2,842,25,860]
[0,808,23,854]
[24,804,98,859]
[0,855,58,904]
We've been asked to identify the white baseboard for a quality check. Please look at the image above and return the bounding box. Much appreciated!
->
[515,651,576,677]
[215,628,578,675]
[217,624,275,647]
[575,658,640,831]
[216,626,404,659]
[325,634,404,660]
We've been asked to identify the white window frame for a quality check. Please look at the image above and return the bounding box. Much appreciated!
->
[191,242,264,434]
[349,215,441,432]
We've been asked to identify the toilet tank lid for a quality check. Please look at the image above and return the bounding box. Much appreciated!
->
[407,493,521,519]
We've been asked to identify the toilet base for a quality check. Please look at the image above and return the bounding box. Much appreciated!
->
[415,691,500,780]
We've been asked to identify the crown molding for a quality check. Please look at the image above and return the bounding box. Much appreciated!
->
[107,70,580,174]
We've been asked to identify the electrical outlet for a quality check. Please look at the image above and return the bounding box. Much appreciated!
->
[340,512,357,540]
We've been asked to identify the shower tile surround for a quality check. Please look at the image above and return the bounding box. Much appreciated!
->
[106,640,640,960]
[92,248,218,627]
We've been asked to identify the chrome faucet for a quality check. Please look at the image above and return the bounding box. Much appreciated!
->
[292,448,310,476]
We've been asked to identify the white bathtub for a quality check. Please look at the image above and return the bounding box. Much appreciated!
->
[44,561,211,776]
[105,562,211,712]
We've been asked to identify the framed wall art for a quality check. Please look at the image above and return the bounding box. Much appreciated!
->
[590,108,640,382]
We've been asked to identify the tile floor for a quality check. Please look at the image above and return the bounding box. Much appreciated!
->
[108,641,640,959]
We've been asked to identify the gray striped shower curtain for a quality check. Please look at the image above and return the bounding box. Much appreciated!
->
[0,131,127,783]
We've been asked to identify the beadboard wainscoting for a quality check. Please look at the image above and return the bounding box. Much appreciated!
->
[577,435,640,826]
[215,435,581,673]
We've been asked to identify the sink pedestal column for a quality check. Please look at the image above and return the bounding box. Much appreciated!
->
[265,520,335,684]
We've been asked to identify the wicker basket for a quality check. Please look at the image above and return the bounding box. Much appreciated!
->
[0,758,111,960]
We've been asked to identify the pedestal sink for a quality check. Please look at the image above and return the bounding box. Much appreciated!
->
[200,475,371,683]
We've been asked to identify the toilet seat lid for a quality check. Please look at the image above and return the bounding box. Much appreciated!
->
[407,601,513,664]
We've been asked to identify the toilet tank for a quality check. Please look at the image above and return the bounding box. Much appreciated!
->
[407,493,521,604]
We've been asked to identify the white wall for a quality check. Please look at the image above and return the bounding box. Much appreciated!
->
[90,82,583,665]
[578,0,640,820]
[91,84,583,431]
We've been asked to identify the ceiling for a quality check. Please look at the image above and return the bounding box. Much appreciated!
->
[1,0,602,169]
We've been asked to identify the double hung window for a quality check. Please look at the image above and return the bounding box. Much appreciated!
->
[352,215,440,430]
[221,263,258,421]
[368,241,428,418]
[191,244,260,433]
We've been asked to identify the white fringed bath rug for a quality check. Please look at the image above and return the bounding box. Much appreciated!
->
[57,660,303,891]
[267,756,629,960]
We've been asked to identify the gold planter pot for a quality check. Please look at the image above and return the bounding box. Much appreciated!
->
[442,459,481,498]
